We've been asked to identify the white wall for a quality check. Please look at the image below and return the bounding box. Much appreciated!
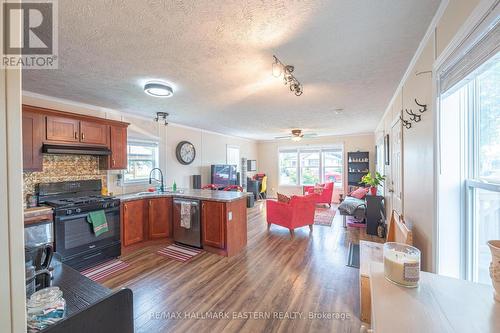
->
[375,0,484,272]
[257,133,375,201]
[1,1,27,329]
[22,93,258,195]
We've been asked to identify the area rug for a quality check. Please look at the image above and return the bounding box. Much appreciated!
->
[157,243,204,262]
[81,259,130,282]
[314,208,336,226]
[346,243,360,268]
[346,216,366,228]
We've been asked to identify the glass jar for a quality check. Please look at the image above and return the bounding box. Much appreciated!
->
[26,287,66,332]
[383,242,421,288]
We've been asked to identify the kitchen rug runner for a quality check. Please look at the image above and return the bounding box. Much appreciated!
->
[157,243,204,262]
[81,259,130,282]
[346,243,360,268]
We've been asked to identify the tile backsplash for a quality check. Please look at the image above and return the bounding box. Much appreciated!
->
[23,155,107,206]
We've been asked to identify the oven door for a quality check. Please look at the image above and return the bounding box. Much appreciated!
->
[54,207,120,259]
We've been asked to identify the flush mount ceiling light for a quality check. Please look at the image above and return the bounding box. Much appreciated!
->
[272,55,303,96]
[144,82,174,98]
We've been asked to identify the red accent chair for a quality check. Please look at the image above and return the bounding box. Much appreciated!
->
[303,182,334,207]
[266,194,317,238]
[201,184,218,190]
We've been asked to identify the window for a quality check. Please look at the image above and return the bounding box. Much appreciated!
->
[438,50,500,283]
[278,147,343,186]
[124,141,159,183]
[279,150,298,185]
[300,150,320,185]
[323,149,343,187]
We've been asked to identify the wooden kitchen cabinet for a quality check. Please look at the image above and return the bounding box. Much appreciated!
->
[121,200,146,247]
[201,201,226,249]
[22,110,43,171]
[46,115,80,143]
[108,125,127,169]
[80,121,109,146]
[148,197,172,239]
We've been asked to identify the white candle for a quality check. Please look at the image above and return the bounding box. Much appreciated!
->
[384,242,421,287]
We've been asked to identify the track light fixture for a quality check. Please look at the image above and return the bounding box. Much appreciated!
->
[272,55,303,96]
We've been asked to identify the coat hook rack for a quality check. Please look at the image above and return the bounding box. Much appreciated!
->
[405,109,421,122]
[414,99,427,113]
[400,114,412,129]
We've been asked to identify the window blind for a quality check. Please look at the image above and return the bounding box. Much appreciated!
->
[439,4,500,94]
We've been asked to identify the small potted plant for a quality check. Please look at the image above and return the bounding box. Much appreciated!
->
[360,172,385,196]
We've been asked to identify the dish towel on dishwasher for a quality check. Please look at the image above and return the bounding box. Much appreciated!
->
[180,202,192,229]
[87,210,109,237]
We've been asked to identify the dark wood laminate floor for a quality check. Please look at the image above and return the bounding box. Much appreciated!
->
[103,202,381,333]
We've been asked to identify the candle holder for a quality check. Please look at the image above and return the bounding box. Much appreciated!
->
[384,242,421,288]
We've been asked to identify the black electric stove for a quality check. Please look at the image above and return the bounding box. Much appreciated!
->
[37,180,121,270]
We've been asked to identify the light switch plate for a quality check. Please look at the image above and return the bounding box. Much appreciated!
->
[228,211,233,221]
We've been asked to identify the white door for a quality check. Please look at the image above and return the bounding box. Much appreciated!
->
[391,119,403,214]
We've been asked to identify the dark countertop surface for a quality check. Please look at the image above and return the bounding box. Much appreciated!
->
[117,189,251,203]
[48,257,112,318]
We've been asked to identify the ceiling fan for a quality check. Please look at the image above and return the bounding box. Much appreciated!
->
[274,129,317,141]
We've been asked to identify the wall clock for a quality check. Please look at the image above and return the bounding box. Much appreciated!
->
[176,141,196,165]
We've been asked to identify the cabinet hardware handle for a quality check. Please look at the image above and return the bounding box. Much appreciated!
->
[149,200,152,207]
[82,132,85,140]
[74,132,78,139]
[112,158,115,166]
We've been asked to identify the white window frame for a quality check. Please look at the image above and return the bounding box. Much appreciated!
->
[436,6,500,281]
[278,146,343,187]
[123,140,160,184]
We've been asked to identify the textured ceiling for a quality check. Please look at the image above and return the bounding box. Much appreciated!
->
[23,0,440,140]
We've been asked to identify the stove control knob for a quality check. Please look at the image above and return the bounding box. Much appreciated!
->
[109,202,115,207]
[66,209,73,215]
[75,208,81,213]
[102,203,109,209]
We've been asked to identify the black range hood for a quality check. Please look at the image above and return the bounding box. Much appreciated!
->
[42,144,111,156]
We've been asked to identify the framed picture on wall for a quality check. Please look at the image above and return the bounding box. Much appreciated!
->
[384,134,390,165]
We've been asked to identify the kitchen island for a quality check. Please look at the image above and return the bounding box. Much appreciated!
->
[117,189,249,257]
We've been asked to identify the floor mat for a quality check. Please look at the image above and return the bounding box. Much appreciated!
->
[81,259,130,282]
[346,243,360,268]
[314,208,336,226]
[157,243,204,262]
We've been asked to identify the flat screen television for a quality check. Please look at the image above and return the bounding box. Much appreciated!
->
[211,164,237,187]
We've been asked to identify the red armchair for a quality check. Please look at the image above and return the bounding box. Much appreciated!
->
[303,182,334,206]
[266,195,317,238]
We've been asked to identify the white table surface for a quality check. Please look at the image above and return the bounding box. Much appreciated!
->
[370,262,500,333]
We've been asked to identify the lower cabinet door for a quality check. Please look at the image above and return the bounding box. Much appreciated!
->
[122,200,145,247]
[201,201,225,249]
[148,197,171,239]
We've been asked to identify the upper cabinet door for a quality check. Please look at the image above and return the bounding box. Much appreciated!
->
[22,110,43,171]
[80,121,109,146]
[46,116,80,143]
[109,125,127,169]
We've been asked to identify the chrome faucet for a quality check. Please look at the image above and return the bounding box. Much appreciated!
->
[148,168,164,192]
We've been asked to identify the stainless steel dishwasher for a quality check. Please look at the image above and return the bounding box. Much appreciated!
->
[173,198,201,248]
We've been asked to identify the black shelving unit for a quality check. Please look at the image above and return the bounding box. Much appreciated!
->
[347,151,369,187]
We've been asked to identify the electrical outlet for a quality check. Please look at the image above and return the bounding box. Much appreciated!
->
[228,211,233,221]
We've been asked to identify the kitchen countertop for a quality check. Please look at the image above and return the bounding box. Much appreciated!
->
[117,189,251,203]
[24,206,53,218]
